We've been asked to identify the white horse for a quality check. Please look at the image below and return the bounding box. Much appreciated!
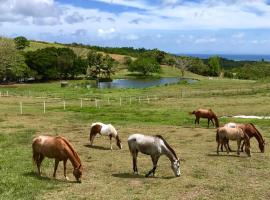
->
[128,134,181,177]
[90,122,122,150]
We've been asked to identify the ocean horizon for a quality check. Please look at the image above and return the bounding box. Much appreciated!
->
[179,54,270,61]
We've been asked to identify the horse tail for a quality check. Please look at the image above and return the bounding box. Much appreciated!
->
[32,137,40,165]
[216,129,219,142]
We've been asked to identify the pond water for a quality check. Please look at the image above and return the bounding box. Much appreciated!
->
[84,77,197,89]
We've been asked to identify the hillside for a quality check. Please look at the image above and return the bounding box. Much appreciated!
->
[25,40,133,64]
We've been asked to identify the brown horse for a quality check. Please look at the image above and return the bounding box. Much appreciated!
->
[221,123,265,153]
[190,108,219,128]
[216,126,251,156]
[32,135,82,183]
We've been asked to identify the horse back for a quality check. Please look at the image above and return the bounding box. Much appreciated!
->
[32,135,69,159]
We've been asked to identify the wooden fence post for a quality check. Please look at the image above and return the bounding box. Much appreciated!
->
[43,101,46,114]
[20,102,23,115]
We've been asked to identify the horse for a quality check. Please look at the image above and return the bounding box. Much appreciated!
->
[127,134,180,177]
[216,126,251,156]
[221,122,265,153]
[90,122,122,150]
[32,135,82,183]
[189,108,219,128]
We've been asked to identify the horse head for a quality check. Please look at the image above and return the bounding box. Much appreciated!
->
[171,159,181,177]
[73,164,82,183]
[116,135,122,149]
[259,140,265,153]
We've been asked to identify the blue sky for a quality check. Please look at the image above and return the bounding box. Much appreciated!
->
[1,0,270,54]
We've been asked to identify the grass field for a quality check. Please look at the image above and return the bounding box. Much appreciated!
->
[1,74,270,199]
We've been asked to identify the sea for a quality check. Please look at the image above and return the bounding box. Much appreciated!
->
[180,54,270,61]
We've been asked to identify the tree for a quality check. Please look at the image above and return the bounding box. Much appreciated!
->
[100,55,116,79]
[123,56,132,66]
[143,49,166,64]
[25,47,84,80]
[14,36,30,50]
[128,56,161,76]
[186,57,209,76]
[208,56,221,76]
[86,50,104,79]
[0,37,33,82]
[175,57,189,77]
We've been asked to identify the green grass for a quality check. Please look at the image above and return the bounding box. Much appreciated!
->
[1,78,270,199]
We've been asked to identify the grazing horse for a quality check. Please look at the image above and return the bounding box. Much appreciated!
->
[128,134,181,177]
[216,126,251,156]
[221,123,265,153]
[90,122,122,150]
[190,108,219,128]
[32,135,82,183]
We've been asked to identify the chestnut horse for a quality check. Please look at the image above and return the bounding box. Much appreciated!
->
[32,135,82,183]
[128,134,180,177]
[90,122,122,150]
[190,108,219,128]
[216,126,251,156]
[221,123,265,153]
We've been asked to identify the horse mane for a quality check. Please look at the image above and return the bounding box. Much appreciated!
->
[155,135,178,159]
[209,109,219,127]
[59,137,81,164]
[249,123,264,141]
[189,111,196,115]
[91,122,103,127]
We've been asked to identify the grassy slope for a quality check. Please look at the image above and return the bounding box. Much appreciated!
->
[1,78,270,199]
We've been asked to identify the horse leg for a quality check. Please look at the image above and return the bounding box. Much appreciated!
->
[63,159,69,180]
[53,159,59,178]
[146,156,159,177]
[210,118,214,127]
[217,141,220,155]
[132,150,139,175]
[237,140,241,155]
[109,135,113,150]
[37,154,44,176]
[223,140,230,154]
[207,118,210,128]
[90,132,97,146]
[240,140,245,152]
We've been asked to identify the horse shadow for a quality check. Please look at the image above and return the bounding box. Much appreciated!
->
[112,172,175,179]
[206,153,249,158]
[22,171,76,183]
[84,144,111,150]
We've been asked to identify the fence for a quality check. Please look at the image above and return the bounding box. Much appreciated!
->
[0,85,269,115]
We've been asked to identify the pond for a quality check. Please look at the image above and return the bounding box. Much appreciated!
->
[81,77,197,89]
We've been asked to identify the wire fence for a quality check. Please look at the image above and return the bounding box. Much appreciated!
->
[0,85,270,115]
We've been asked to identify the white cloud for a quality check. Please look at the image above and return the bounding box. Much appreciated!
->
[125,34,139,40]
[232,32,245,39]
[194,37,217,44]
[92,0,152,9]
[97,28,116,38]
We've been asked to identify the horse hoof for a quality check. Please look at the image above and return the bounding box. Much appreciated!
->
[134,171,139,175]
[65,176,69,181]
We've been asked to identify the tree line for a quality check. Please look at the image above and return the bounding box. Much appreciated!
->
[1,36,269,83]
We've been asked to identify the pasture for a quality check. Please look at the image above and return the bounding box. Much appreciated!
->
[1,77,270,199]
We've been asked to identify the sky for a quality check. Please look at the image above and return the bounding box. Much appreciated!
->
[1,0,270,54]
